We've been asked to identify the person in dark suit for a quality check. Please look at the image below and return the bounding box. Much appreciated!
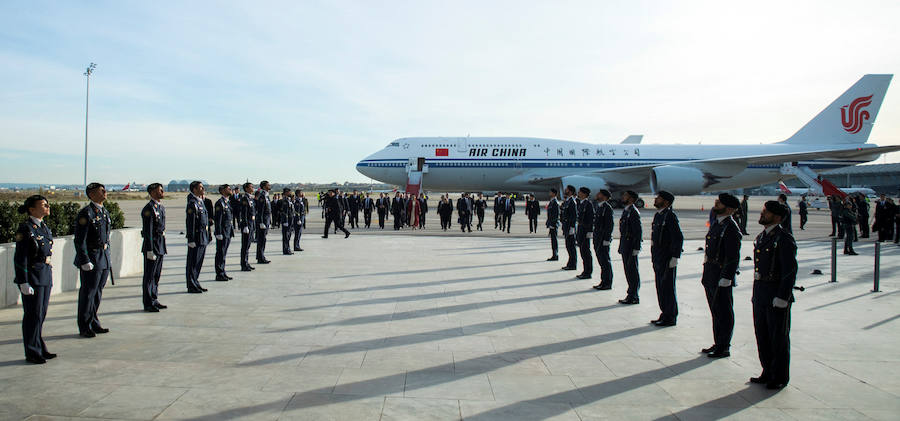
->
[777,193,792,234]
[418,193,428,228]
[740,194,750,235]
[391,192,404,230]
[185,181,210,293]
[701,193,743,358]
[525,195,537,233]
[74,182,112,337]
[750,200,797,390]
[493,193,503,229]
[255,181,272,264]
[293,190,306,251]
[323,190,350,238]
[650,191,683,327]
[376,193,388,229]
[561,185,578,271]
[348,191,361,229]
[457,193,472,232]
[575,187,594,280]
[362,193,375,228]
[855,193,870,238]
[873,193,893,242]
[279,188,295,255]
[592,189,614,290]
[237,182,256,272]
[14,195,57,363]
[503,193,516,233]
[828,195,843,238]
[213,184,235,282]
[474,193,487,231]
[141,183,167,311]
[840,197,859,254]
[618,190,642,304]
[546,188,560,261]
[798,196,808,230]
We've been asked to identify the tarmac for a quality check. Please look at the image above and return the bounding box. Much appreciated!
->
[0,206,898,420]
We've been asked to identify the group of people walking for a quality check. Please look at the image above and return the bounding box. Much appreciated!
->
[544,185,798,390]
[826,193,899,255]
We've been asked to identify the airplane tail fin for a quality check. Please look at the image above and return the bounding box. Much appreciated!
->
[778,181,792,194]
[779,74,892,145]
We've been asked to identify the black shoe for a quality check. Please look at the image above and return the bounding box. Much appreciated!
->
[93,327,109,334]
[241,267,252,272]
[576,274,592,280]
[283,252,293,255]
[187,289,203,294]
[144,306,160,312]
[79,330,96,338]
[248,265,256,270]
[701,345,717,354]
[322,235,328,238]
[257,260,271,264]
[708,349,730,358]
[199,287,208,292]
[766,382,787,390]
[215,275,229,282]
[294,248,304,252]
[654,320,676,327]
[25,355,46,364]
[750,375,769,384]
[561,266,576,271]
[593,284,612,290]
[345,232,351,238]
[847,251,858,255]
[547,256,559,261]
[154,303,167,309]
[618,297,639,305]
[224,275,233,280]
[42,352,57,360]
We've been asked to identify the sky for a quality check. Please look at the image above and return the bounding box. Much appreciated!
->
[1,0,899,185]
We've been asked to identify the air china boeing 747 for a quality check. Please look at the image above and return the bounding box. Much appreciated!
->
[356,75,899,199]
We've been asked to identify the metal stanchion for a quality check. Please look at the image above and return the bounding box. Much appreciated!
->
[830,237,838,283]
[873,242,881,292]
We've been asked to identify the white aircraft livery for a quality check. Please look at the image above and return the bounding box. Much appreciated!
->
[357,75,899,198]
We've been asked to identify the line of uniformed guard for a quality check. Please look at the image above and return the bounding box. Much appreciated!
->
[545,185,797,389]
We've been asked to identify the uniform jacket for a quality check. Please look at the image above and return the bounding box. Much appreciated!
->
[141,200,167,255]
[237,193,257,230]
[186,194,211,246]
[294,197,306,226]
[214,197,234,237]
[618,204,642,255]
[752,225,798,305]
[650,206,683,262]
[592,201,614,243]
[561,196,577,234]
[279,197,295,227]
[73,202,111,269]
[546,198,559,229]
[703,215,742,285]
[576,199,594,241]
[256,190,272,228]
[14,219,53,287]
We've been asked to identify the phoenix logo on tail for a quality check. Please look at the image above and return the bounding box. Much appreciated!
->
[840,94,873,134]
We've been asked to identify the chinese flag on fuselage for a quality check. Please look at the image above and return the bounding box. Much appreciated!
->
[435,148,449,156]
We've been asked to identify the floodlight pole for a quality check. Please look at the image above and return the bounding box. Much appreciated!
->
[83,62,96,189]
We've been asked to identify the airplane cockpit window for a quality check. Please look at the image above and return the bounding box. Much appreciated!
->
[388,142,400,147]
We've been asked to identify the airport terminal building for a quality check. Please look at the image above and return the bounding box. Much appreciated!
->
[821,163,900,195]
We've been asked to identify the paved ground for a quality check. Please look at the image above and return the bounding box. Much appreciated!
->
[1,226,898,420]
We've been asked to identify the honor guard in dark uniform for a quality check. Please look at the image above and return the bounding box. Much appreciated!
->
[777,194,792,234]
[214,184,235,281]
[546,188,560,261]
[575,188,594,279]
[377,193,388,229]
[591,189,614,290]
[237,182,256,272]
[141,183,168,311]
[475,193,487,231]
[256,181,272,264]
[323,190,351,238]
[561,185,578,270]
[751,201,797,390]
[293,190,305,251]
[618,190,642,304]
[74,183,112,337]
[701,193,743,358]
[280,188,295,255]
[14,195,57,363]
[740,195,750,235]
[840,197,858,254]
[649,191,683,326]
[854,193,869,238]
[798,196,808,230]
[362,193,375,228]
[185,181,210,293]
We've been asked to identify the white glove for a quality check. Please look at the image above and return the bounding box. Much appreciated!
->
[259,223,266,229]
[568,228,576,235]
[718,278,732,287]
[632,249,640,256]
[668,257,678,268]
[242,227,249,234]
[81,262,94,271]
[146,251,157,260]
[19,284,34,295]
[215,234,224,240]
[773,297,789,308]
[188,242,197,248]
[602,241,610,246]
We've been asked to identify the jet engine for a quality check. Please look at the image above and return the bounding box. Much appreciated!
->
[560,175,609,194]
[650,166,705,195]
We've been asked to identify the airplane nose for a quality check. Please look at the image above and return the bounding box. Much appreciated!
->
[356,156,372,178]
